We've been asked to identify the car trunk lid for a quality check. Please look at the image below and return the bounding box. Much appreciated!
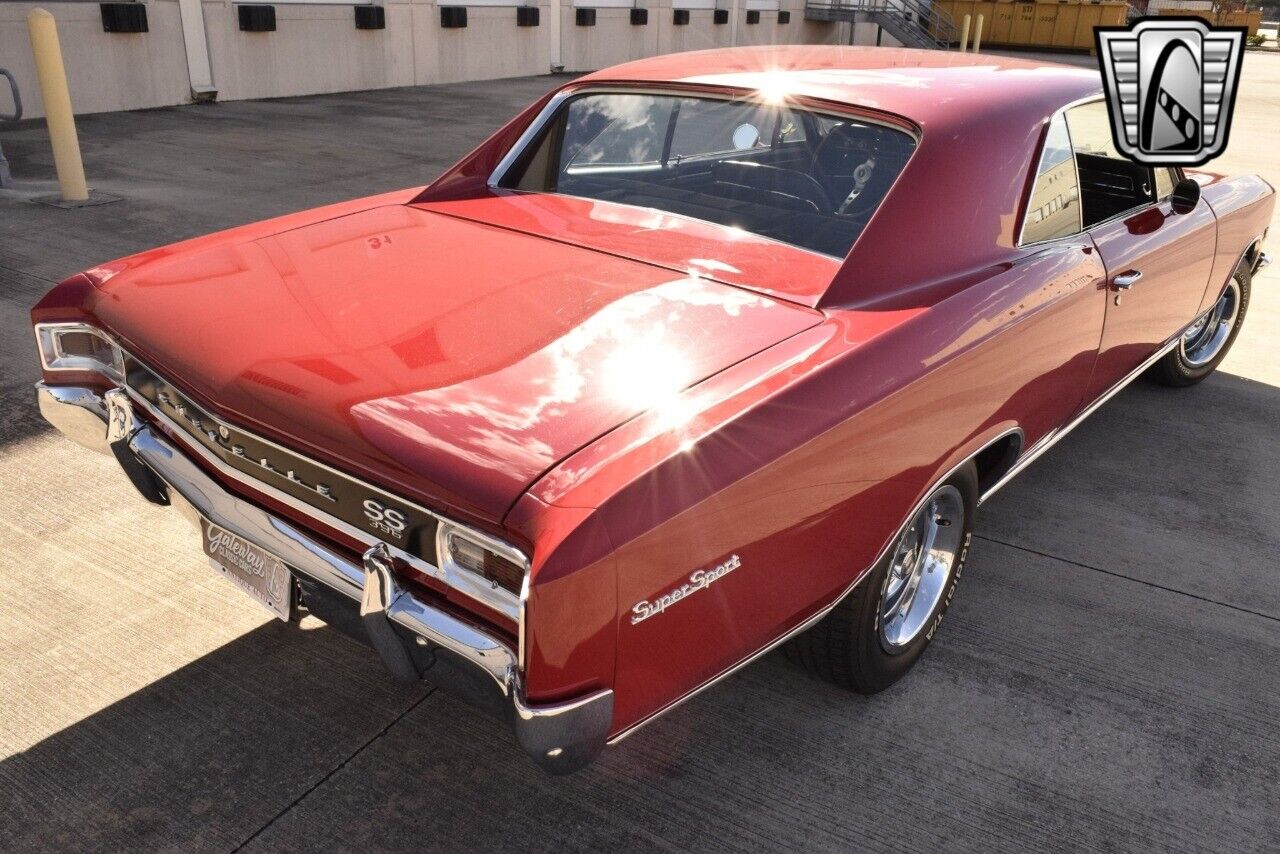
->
[89,204,821,525]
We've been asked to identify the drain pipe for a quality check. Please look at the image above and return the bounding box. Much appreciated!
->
[0,68,21,188]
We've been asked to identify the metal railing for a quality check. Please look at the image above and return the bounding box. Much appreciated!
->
[0,68,22,188]
[805,0,959,50]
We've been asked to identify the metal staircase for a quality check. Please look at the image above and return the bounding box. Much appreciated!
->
[805,0,958,51]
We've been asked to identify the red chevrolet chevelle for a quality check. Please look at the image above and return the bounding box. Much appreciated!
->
[32,48,1273,773]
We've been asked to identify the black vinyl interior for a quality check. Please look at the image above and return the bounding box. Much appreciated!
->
[568,172,866,258]
[501,99,918,258]
[1076,153,1157,227]
[555,138,908,257]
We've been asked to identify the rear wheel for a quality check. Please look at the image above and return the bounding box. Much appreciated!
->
[1151,263,1250,387]
[786,462,978,693]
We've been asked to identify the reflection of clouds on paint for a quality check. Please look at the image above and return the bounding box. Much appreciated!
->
[352,279,770,476]
[567,95,664,166]
[587,93,659,128]
[687,258,744,277]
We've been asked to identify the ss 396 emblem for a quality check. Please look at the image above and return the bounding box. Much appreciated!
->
[362,499,408,539]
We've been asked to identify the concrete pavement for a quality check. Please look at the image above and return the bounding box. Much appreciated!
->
[1,54,1278,852]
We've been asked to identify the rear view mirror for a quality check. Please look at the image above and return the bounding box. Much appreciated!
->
[1170,177,1201,214]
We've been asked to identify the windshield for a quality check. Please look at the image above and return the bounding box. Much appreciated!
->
[498,92,916,258]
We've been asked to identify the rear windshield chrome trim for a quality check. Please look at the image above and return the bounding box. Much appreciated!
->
[487,84,920,194]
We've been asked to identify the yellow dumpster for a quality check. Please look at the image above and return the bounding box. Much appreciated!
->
[1156,7,1263,37]
[989,2,1016,43]
[1051,4,1081,50]
[1010,2,1036,44]
[1031,2,1058,45]
[1071,1,1126,49]
[932,0,1126,50]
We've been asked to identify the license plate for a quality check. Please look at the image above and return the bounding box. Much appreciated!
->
[200,520,293,621]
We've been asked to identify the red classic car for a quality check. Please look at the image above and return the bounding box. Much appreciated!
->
[32,47,1273,774]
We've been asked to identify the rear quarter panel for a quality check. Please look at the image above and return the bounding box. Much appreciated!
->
[525,239,1109,736]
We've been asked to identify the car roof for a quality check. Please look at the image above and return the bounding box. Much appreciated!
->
[579,46,1102,134]
[575,47,1105,308]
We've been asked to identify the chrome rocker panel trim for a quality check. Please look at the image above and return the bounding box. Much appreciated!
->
[980,311,1210,506]
[35,382,613,775]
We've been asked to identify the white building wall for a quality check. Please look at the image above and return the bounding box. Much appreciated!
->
[0,0,190,118]
[0,0,850,119]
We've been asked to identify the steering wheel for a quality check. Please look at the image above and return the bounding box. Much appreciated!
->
[813,123,881,214]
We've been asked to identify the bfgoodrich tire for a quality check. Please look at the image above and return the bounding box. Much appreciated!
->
[785,462,978,694]
[1150,262,1251,387]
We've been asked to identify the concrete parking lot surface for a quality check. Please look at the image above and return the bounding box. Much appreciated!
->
[1,54,1278,852]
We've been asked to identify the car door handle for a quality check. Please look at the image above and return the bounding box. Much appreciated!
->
[1113,270,1143,290]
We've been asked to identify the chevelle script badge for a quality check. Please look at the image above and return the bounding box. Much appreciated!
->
[631,554,742,625]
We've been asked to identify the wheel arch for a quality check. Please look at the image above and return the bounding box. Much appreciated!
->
[863,424,1023,578]
[1243,236,1266,276]
[972,429,1025,496]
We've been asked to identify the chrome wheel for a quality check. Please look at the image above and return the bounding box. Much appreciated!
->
[1180,278,1241,367]
[878,485,965,652]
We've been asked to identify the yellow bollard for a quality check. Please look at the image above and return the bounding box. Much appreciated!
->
[973,13,984,53]
[27,8,88,202]
[959,14,971,52]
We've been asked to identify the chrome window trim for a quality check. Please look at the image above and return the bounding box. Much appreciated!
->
[485,85,920,263]
[1017,96,1098,249]
[489,85,920,190]
[1016,95,1182,249]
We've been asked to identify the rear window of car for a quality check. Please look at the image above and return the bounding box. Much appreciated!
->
[496,92,917,258]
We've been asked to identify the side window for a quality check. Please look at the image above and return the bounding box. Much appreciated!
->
[1154,167,1177,200]
[1021,113,1081,244]
[1066,101,1158,228]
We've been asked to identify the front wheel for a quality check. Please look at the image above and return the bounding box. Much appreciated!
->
[1150,262,1251,387]
[785,462,978,694]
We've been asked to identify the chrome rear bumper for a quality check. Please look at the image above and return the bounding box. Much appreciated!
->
[35,382,613,774]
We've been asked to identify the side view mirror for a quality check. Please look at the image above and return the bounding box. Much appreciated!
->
[731,123,760,150]
[1170,177,1201,214]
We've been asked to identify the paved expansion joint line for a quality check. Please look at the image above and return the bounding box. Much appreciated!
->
[976,533,1280,624]
[230,687,435,852]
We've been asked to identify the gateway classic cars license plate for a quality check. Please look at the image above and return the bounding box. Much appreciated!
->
[200,520,293,621]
